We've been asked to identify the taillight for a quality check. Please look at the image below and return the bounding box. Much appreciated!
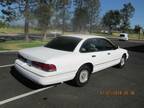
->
[32,61,56,72]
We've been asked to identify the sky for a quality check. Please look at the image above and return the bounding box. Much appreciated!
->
[100,0,144,28]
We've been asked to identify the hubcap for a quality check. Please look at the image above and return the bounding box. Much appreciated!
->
[121,57,125,66]
[79,70,89,83]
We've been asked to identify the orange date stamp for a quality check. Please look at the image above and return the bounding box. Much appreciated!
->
[97,89,135,96]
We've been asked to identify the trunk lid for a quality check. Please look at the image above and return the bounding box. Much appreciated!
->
[19,46,71,63]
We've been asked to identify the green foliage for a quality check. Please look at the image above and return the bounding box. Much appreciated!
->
[120,2,135,31]
[0,0,101,34]
[73,7,88,32]
[102,2,135,32]
[0,21,8,28]
[73,0,100,32]
[0,0,136,35]
[134,25,141,33]
[34,1,52,30]
[0,0,16,22]
[87,0,100,32]
[55,0,71,33]
[0,0,39,41]
[102,10,121,33]
[0,0,36,22]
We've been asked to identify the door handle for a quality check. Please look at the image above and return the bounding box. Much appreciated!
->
[107,52,111,55]
[92,55,96,57]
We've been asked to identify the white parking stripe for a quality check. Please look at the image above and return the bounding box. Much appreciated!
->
[0,64,14,68]
[0,86,54,106]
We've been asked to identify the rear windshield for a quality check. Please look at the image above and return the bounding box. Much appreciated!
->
[45,36,82,52]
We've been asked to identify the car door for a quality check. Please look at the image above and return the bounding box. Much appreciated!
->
[94,38,120,69]
[79,38,110,73]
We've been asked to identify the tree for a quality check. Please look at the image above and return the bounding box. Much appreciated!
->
[34,0,53,40]
[73,0,100,33]
[0,0,38,41]
[120,2,135,31]
[73,7,88,32]
[54,0,71,34]
[73,0,88,32]
[102,10,121,34]
[0,20,8,28]
[87,0,100,33]
[134,25,143,39]
[134,25,141,34]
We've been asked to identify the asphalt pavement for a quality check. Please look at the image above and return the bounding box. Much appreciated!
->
[0,40,144,108]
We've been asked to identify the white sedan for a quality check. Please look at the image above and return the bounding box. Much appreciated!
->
[15,34,129,87]
[119,33,129,41]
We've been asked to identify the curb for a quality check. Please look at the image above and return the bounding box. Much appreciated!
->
[108,37,144,42]
[0,50,18,53]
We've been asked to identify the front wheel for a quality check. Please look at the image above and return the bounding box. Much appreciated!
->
[73,65,91,87]
[116,55,126,68]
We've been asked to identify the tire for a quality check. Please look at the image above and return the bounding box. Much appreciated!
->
[73,65,91,87]
[117,55,126,68]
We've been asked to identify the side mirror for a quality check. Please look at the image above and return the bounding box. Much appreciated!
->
[80,48,87,52]
[115,45,119,49]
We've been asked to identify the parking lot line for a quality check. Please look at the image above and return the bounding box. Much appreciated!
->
[0,86,54,106]
[0,64,14,68]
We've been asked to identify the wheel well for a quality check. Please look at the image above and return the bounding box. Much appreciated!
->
[80,63,93,74]
[123,53,127,59]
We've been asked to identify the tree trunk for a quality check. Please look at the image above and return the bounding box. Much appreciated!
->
[89,21,92,33]
[25,17,29,41]
[62,6,65,34]
[24,0,30,41]
[108,26,112,35]
[138,32,140,40]
[43,30,47,41]
[89,14,93,33]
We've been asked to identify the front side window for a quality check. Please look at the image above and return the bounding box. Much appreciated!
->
[95,38,117,51]
[80,38,117,53]
[45,36,82,52]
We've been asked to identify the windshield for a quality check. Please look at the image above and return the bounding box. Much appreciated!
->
[45,36,82,52]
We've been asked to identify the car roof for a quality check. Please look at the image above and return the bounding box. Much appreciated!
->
[120,33,128,35]
[62,34,106,40]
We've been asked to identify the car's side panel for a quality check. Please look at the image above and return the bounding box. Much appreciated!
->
[47,52,109,78]
[102,49,121,66]
[90,51,111,72]
[48,48,128,78]
[47,53,92,79]
[90,49,121,73]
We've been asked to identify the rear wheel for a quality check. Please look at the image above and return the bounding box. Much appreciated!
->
[73,65,91,87]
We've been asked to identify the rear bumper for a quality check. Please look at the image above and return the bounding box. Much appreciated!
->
[15,63,47,85]
[119,37,128,41]
[15,59,75,85]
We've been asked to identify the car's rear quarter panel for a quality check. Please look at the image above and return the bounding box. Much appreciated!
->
[47,53,93,79]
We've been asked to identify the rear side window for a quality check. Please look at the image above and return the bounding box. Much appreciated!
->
[45,36,82,52]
